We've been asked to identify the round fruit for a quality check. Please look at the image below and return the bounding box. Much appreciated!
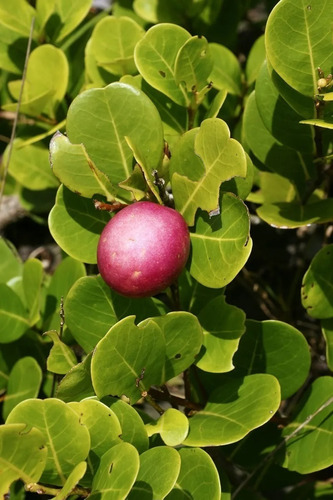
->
[97,201,190,298]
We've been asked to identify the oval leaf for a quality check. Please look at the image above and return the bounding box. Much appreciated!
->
[6,398,91,486]
[91,316,166,403]
[184,374,281,446]
[145,409,189,446]
[233,320,311,399]
[128,446,181,500]
[189,193,252,288]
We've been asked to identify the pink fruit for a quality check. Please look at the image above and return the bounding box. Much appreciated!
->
[97,201,190,298]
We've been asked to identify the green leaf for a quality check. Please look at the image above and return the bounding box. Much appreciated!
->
[146,409,189,446]
[0,423,47,496]
[243,91,314,193]
[5,45,69,119]
[209,43,242,95]
[91,316,166,403]
[42,256,86,332]
[44,330,77,375]
[66,82,164,186]
[48,185,110,264]
[4,139,59,191]
[22,258,44,326]
[0,237,23,285]
[257,199,333,229]
[245,34,266,85]
[36,0,92,43]
[68,399,122,482]
[90,442,140,499]
[90,15,144,76]
[281,377,333,474]
[196,295,245,373]
[300,115,333,130]
[134,23,191,106]
[265,0,333,97]
[6,398,91,486]
[144,312,203,381]
[301,244,333,318]
[52,462,87,500]
[65,275,161,353]
[56,353,94,403]
[174,36,213,94]
[49,132,117,201]
[69,399,121,458]
[171,118,247,225]
[2,357,42,420]
[0,0,37,74]
[189,193,252,288]
[128,446,181,500]
[233,320,311,399]
[0,284,29,343]
[107,397,149,453]
[184,374,281,446]
[166,448,221,500]
[321,318,333,371]
[255,62,314,153]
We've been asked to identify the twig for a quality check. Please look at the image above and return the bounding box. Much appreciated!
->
[0,16,35,208]
[25,482,90,497]
[231,396,333,499]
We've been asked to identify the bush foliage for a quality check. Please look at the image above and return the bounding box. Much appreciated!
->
[0,0,332,498]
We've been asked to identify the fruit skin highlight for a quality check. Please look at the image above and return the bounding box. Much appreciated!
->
[97,201,191,298]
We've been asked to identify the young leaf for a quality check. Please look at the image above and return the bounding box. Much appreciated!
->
[49,132,118,201]
[2,357,42,420]
[91,316,166,403]
[189,193,252,288]
[44,330,77,375]
[90,16,144,76]
[145,409,189,446]
[184,374,281,446]
[266,0,332,97]
[6,398,91,486]
[5,45,69,118]
[0,423,47,496]
[166,448,221,500]
[134,23,191,106]
[301,244,333,318]
[90,442,140,499]
[128,446,181,500]
[245,34,266,86]
[171,118,247,225]
[281,377,333,474]
[233,320,311,399]
[196,295,246,373]
[49,185,110,264]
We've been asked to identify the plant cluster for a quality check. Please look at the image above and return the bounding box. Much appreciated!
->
[0,0,332,498]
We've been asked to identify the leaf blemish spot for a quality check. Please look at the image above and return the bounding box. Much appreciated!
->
[109,463,113,474]
[159,70,166,78]
[175,353,182,359]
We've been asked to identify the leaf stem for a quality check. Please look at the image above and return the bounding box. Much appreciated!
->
[25,482,90,497]
[231,396,333,499]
